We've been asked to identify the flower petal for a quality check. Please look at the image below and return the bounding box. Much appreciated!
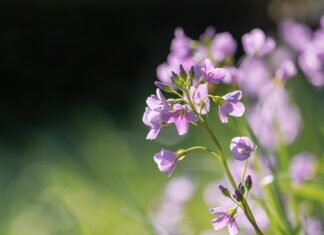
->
[175,116,189,135]
[229,102,245,117]
[212,214,230,230]
[228,218,239,235]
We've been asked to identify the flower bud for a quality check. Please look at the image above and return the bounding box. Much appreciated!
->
[179,64,187,80]
[187,66,195,87]
[238,183,245,194]
[218,185,230,197]
[245,175,252,191]
[233,189,243,202]
[154,81,174,93]
[171,71,185,89]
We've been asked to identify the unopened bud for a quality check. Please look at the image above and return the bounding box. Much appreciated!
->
[218,185,230,197]
[245,175,252,191]
[171,71,185,89]
[179,65,187,80]
[233,189,243,202]
[154,81,174,93]
[238,183,245,194]
[187,66,195,87]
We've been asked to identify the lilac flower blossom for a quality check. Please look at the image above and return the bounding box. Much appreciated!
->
[210,207,239,235]
[201,59,227,84]
[298,42,324,87]
[154,149,179,176]
[187,83,210,115]
[242,28,275,56]
[169,104,198,135]
[239,58,272,97]
[204,180,269,232]
[211,32,237,62]
[218,90,245,123]
[200,26,216,42]
[303,217,323,235]
[143,89,171,140]
[156,28,194,85]
[230,136,256,161]
[290,153,316,184]
[152,176,196,235]
[275,59,297,81]
[165,176,195,203]
[278,20,312,52]
[170,27,192,58]
[222,66,244,84]
[248,84,301,150]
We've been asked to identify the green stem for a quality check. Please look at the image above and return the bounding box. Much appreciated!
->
[199,120,264,235]
[184,146,213,153]
[242,159,248,185]
[184,86,263,234]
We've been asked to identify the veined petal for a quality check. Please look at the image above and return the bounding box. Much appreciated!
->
[228,218,239,235]
[175,116,189,135]
[212,214,230,230]
[146,128,160,140]
[229,102,245,117]
[210,207,226,215]
[219,105,229,123]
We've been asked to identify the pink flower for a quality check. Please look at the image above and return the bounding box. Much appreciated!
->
[242,28,275,56]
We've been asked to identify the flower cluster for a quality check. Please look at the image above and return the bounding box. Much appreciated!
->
[143,63,251,176]
[143,16,323,235]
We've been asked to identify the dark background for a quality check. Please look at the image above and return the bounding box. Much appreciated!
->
[0,0,272,142]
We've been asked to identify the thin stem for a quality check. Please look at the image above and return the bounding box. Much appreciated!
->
[184,86,263,234]
[185,146,213,153]
[242,159,248,185]
[199,120,264,235]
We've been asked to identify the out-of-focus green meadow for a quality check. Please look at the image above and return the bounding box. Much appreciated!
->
[0,74,323,234]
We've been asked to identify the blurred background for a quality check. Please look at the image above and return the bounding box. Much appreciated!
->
[0,0,323,234]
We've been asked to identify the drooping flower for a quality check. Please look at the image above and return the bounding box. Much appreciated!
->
[210,207,239,235]
[169,104,198,135]
[143,89,171,140]
[242,28,275,56]
[187,83,210,115]
[218,90,245,123]
[230,136,256,161]
[211,32,237,62]
[154,149,179,176]
[290,153,316,184]
[201,59,226,84]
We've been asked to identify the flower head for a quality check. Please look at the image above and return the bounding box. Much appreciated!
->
[211,32,237,62]
[275,59,296,81]
[218,90,245,123]
[187,83,210,115]
[290,153,316,184]
[201,59,226,84]
[210,207,239,235]
[223,66,244,84]
[230,136,256,161]
[242,28,275,56]
[169,104,198,135]
[143,89,171,140]
[278,20,312,52]
[154,149,179,176]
